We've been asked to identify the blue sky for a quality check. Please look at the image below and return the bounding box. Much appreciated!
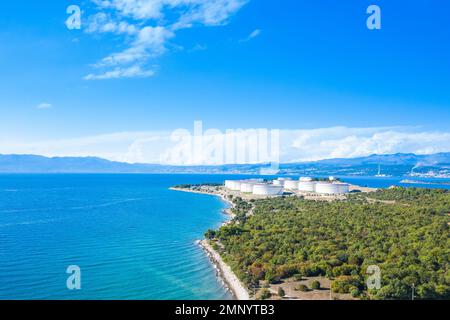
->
[0,1,450,163]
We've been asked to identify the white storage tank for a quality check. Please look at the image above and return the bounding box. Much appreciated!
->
[315,182,340,194]
[272,180,283,186]
[253,184,284,196]
[298,181,316,192]
[273,178,292,186]
[231,180,243,191]
[284,180,299,190]
[240,182,255,193]
[335,183,350,194]
[225,180,234,189]
[315,182,349,194]
[224,180,243,191]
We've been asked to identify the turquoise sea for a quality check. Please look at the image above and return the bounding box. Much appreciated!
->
[0,174,448,300]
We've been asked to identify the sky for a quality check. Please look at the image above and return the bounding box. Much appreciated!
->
[0,1,450,164]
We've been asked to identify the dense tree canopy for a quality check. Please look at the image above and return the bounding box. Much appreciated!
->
[209,188,450,300]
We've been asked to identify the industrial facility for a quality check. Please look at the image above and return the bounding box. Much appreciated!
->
[224,177,350,196]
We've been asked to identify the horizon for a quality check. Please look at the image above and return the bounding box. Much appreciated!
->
[1,151,449,166]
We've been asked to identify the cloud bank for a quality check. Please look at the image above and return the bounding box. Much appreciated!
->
[1,126,450,165]
[84,0,248,79]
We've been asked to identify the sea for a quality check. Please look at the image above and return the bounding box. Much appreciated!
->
[0,174,448,300]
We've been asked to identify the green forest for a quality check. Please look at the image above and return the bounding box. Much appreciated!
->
[206,188,450,299]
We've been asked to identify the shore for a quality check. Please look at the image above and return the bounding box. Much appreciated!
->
[199,240,250,300]
[170,187,249,300]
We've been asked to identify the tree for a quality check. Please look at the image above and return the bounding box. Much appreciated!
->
[204,229,216,240]
[211,188,450,300]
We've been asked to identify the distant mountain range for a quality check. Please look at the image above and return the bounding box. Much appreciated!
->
[0,153,449,176]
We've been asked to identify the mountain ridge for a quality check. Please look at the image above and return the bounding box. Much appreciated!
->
[0,153,449,174]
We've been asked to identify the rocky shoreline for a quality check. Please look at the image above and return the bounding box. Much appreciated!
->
[198,240,250,300]
[170,187,249,300]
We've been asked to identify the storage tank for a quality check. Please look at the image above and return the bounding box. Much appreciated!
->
[273,178,292,186]
[315,182,345,194]
[298,181,316,192]
[307,182,350,194]
[253,184,284,196]
[224,180,242,191]
[284,180,299,190]
[225,180,234,189]
[231,180,243,191]
[272,180,283,186]
[335,183,350,194]
[240,182,256,193]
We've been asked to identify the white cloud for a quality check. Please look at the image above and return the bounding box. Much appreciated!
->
[36,103,52,109]
[240,28,261,42]
[86,12,138,35]
[84,65,155,80]
[2,126,450,165]
[84,0,248,79]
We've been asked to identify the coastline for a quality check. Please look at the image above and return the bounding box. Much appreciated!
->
[198,240,250,300]
[170,187,249,300]
[169,187,235,219]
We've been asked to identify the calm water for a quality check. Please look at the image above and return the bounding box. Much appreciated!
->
[0,174,448,300]
[0,174,236,300]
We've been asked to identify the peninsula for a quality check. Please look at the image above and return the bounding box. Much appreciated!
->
[171,179,450,300]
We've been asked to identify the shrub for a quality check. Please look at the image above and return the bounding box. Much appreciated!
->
[311,280,321,290]
[350,287,360,298]
[293,273,303,281]
[259,289,272,300]
[278,287,286,298]
[296,284,309,292]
